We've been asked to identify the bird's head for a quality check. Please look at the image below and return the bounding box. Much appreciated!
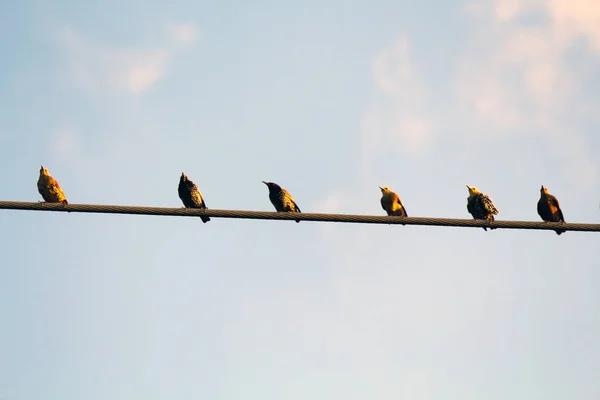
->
[466,185,481,195]
[379,186,391,194]
[262,181,279,190]
[40,165,49,176]
[540,185,549,195]
[180,172,188,182]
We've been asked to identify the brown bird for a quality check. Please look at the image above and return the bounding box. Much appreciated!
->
[262,181,301,223]
[379,186,408,217]
[178,173,210,223]
[37,165,68,205]
[537,185,565,235]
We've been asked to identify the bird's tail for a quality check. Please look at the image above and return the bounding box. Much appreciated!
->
[555,228,566,235]
[292,206,301,223]
[488,215,497,230]
[200,216,211,223]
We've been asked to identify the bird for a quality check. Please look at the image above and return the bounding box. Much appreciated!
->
[37,165,68,206]
[262,181,301,223]
[466,185,499,231]
[537,185,565,235]
[379,186,408,217]
[178,172,210,223]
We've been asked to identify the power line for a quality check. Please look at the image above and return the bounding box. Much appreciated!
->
[0,200,598,233]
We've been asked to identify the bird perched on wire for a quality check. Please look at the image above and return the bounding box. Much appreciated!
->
[262,181,301,223]
[537,185,565,235]
[466,185,498,231]
[37,165,68,206]
[379,186,408,217]
[178,172,210,223]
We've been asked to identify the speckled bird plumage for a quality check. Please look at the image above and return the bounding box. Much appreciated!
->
[466,185,498,231]
[379,186,408,217]
[178,173,210,223]
[537,185,565,235]
[262,181,301,223]
[37,165,68,205]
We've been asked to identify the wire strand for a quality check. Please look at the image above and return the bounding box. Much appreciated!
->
[0,200,598,232]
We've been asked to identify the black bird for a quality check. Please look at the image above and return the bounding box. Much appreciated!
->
[466,185,499,231]
[537,185,566,235]
[178,173,210,223]
[262,181,301,223]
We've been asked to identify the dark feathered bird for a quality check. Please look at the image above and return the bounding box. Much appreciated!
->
[262,181,301,223]
[537,185,565,235]
[178,173,210,223]
[37,165,68,206]
[466,185,499,231]
[379,186,408,217]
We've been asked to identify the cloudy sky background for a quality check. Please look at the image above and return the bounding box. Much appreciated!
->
[1,0,600,399]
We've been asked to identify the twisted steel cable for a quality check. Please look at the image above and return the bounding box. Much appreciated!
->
[0,200,599,232]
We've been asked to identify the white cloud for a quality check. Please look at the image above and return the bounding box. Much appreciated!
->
[61,24,197,95]
[361,36,433,155]
[51,125,81,157]
[456,26,570,132]
[455,0,599,185]
[546,0,600,52]
[312,192,344,214]
[125,52,167,93]
[168,23,199,47]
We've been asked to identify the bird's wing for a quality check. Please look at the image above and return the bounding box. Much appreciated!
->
[394,195,407,216]
[282,190,301,212]
[291,199,301,213]
[549,195,564,222]
[191,187,205,208]
[399,203,408,217]
[556,208,565,222]
[394,195,403,208]
[548,195,560,210]
[48,177,66,198]
[482,194,498,214]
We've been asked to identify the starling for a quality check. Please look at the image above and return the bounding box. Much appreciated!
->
[178,172,210,223]
[466,185,498,231]
[537,185,565,235]
[37,165,68,206]
[262,181,301,223]
[379,186,408,217]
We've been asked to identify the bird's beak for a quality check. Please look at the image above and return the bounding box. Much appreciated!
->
[466,185,470,189]
[378,186,383,190]
[262,181,268,185]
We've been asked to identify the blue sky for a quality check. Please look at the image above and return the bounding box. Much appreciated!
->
[1,0,600,399]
